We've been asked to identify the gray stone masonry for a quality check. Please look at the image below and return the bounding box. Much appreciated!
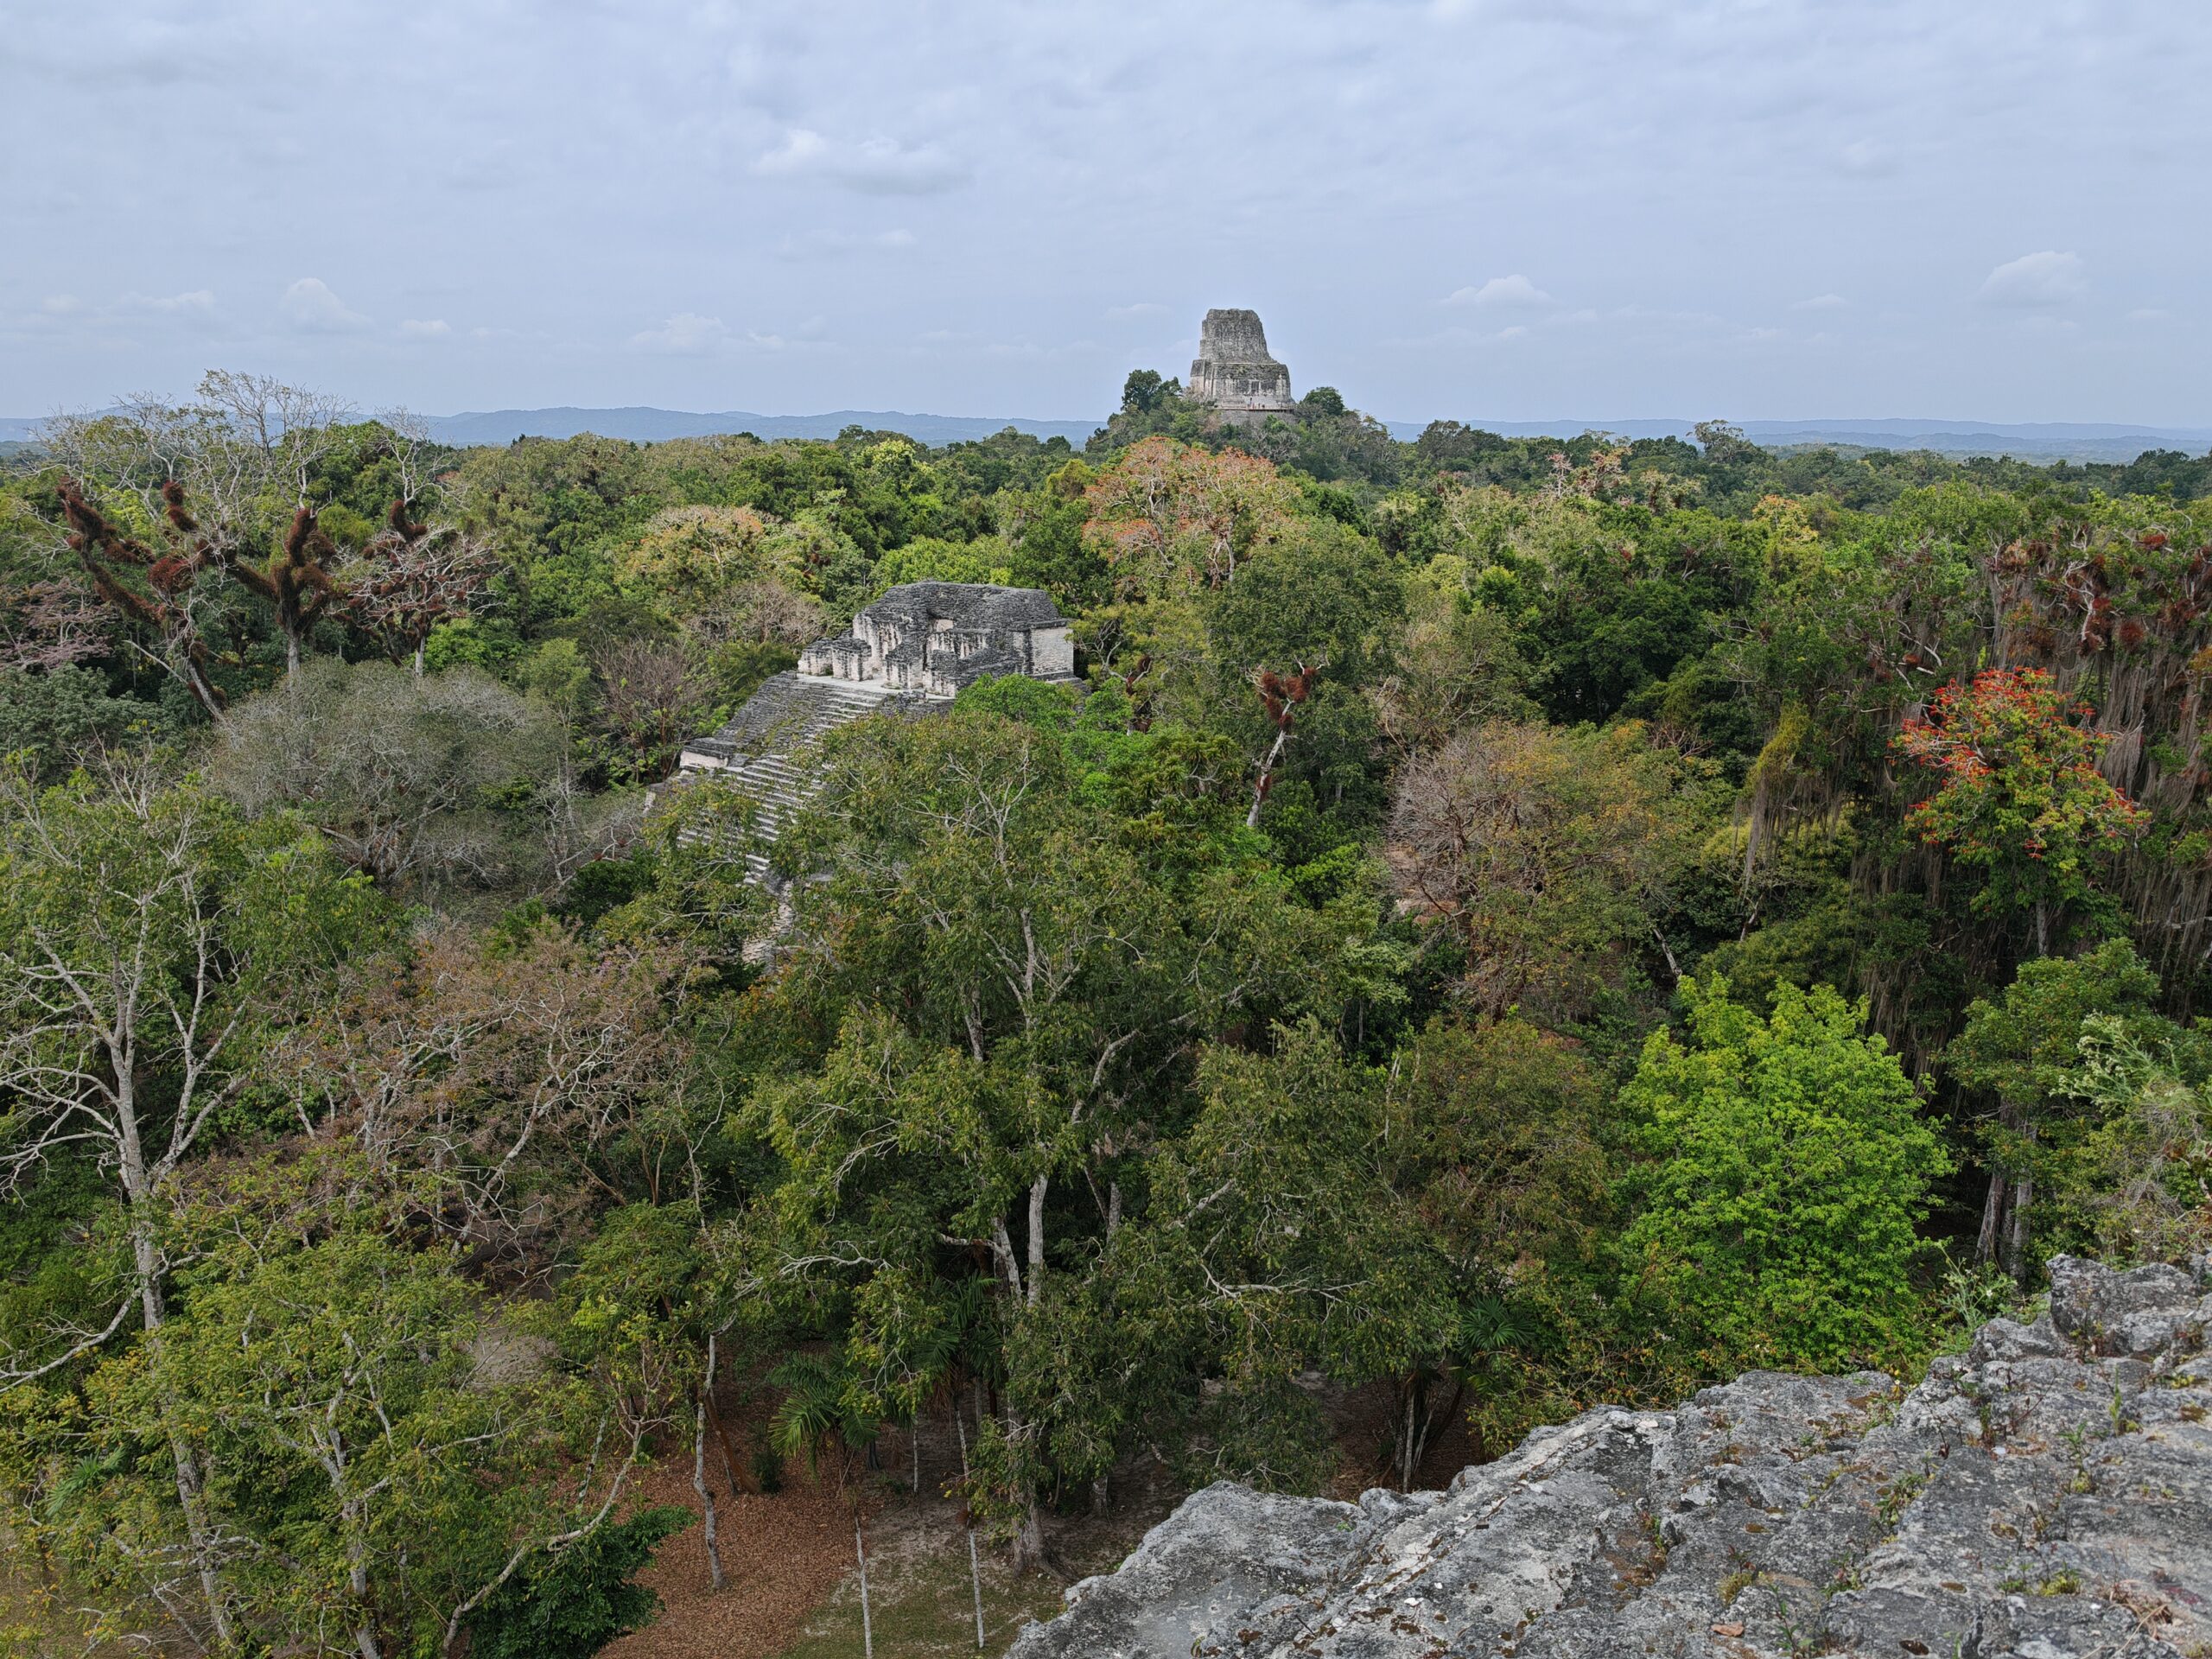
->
[1011,1254,2212,1658]
[678,582,1075,879]
[1188,308,1295,424]
[798,580,1073,699]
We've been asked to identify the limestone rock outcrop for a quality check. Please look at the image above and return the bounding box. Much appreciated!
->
[1188,308,1294,424]
[1011,1255,2212,1658]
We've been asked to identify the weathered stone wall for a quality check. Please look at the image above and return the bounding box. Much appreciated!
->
[1011,1255,2212,1658]
[1188,308,1294,421]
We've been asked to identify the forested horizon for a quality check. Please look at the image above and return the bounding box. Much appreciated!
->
[3,366,2210,1656]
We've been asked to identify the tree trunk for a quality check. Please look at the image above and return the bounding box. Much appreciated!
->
[1976,1169,2007,1264]
[131,1197,234,1649]
[968,1528,987,1649]
[2006,1177,2034,1282]
[346,1507,382,1659]
[1399,1382,1420,1491]
[2002,1124,2039,1281]
[856,1520,874,1659]
[285,628,302,682]
[1247,724,1293,830]
[702,1336,744,1498]
[693,1395,725,1589]
[1011,1494,1045,1573]
[1026,1174,1048,1308]
[957,1401,985,1650]
[181,655,227,726]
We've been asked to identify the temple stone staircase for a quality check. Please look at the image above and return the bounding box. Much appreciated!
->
[677,672,922,879]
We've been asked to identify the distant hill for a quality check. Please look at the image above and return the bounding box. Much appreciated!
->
[1384,417,2212,464]
[7,409,2209,464]
[418,407,1101,448]
[0,407,1103,450]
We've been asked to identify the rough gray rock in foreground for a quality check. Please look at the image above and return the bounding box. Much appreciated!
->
[1012,1256,2212,1658]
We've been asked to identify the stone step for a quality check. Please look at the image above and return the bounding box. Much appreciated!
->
[681,671,936,877]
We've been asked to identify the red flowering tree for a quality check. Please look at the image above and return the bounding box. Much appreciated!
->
[1893,668,2145,955]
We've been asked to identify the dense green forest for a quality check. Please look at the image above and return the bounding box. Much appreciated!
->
[3,368,2210,1655]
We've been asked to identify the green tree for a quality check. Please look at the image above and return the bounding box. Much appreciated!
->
[0,764,381,1644]
[2049,1018,2212,1265]
[0,664,147,780]
[1945,940,2192,1276]
[741,708,1350,1562]
[1205,518,1402,826]
[465,1507,689,1659]
[1621,977,1948,1370]
[1120,369,1172,415]
[1113,1022,1460,1492]
[1389,720,1696,1020]
[45,1154,677,1659]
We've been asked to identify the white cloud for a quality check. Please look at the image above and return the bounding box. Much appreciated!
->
[1444,274,1554,309]
[279,276,367,332]
[397,317,452,338]
[1792,293,1847,311]
[2128,308,2169,321]
[630,312,731,354]
[142,289,213,313]
[1496,324,1530,340]
[1105,302,1167,319]
[40,295,82,315]
[753,128,969,195]
[1977,251,2086,308]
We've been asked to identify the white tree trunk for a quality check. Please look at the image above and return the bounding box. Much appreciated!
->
[693,1395,725,1589]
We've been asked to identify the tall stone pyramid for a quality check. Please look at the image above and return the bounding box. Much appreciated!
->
[1186,308,1294,424]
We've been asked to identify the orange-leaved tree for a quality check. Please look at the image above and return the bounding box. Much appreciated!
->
[1893,667,2145,957]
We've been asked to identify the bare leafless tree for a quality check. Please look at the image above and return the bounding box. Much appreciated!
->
[43,372,357,688]
[349,503,499,675]
[688,577,826,649]
[206,658,575,893]
[194,370,353,509]
[0,497,109,671]
[264,925,693,1270]
[594,638,711,782]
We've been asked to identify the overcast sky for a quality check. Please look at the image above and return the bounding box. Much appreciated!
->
[4,0,2207,425]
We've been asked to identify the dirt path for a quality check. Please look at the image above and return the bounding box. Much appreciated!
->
[608,1380,1468,1658]
[601,1457,862,1659]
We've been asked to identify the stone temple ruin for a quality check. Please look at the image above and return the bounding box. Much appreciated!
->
[1185,307,1294,426]
[678,582,1076,876]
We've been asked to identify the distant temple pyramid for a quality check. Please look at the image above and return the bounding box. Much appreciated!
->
[679,582,1075,881]
[1186,308,1294,425]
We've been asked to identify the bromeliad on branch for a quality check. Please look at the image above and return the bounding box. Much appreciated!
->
[1248,660,1321,830]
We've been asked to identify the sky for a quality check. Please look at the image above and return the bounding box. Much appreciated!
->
[3,0,2209,426]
